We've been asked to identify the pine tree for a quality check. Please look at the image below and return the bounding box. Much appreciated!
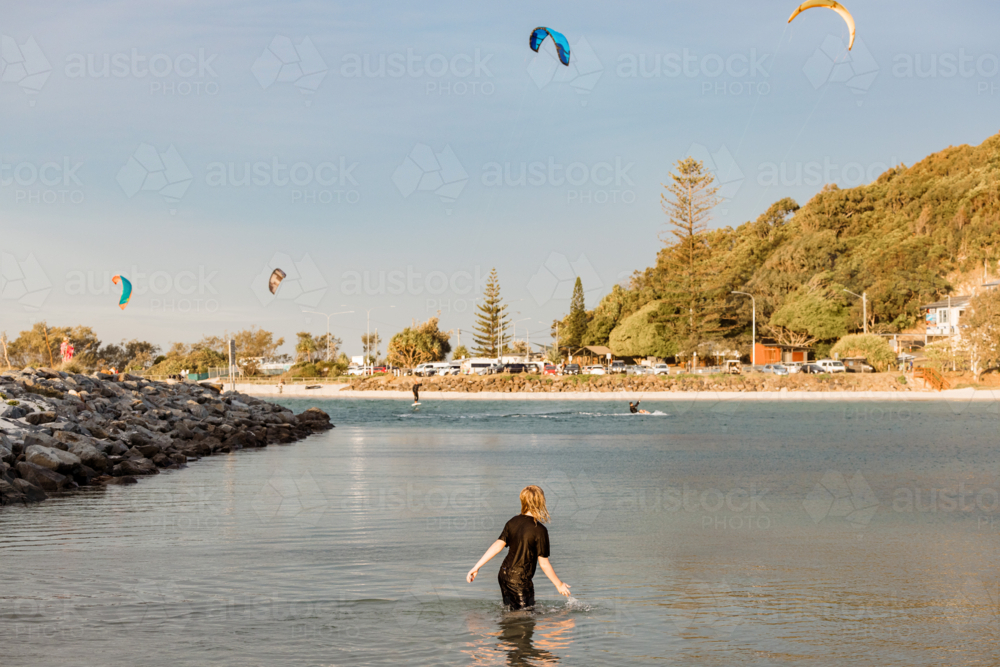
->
[654,157,724,353]
[472,268,509,357]
[564,277,588,348]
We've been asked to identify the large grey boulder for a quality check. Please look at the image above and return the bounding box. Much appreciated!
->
[16,461,72,492]
[12,478,47,502]
[24,411,56,425]
[25,444,82,474]
[0,434,12,463]
[0,480,25,505]
[65,442,108,472]
[24,432,62,450]
[111,458,158,476]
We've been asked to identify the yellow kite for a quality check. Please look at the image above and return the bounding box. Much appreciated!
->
[788,0,855,50]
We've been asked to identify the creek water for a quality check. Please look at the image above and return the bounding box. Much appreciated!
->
[3,398,1000,665]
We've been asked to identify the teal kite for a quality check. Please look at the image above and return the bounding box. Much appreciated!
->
[113,275,132,310]
[529,27,570,66]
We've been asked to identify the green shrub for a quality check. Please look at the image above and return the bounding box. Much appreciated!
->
[830,334,897,372]
[6,399,18,406]
[897,376,907,384]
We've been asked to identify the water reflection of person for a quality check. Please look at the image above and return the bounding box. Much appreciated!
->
[497,614,558,666]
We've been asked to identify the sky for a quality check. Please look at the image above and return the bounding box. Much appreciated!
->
[2,0,1000,359]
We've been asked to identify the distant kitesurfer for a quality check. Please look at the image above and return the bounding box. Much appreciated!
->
[412,382,422,405]
[467,485,571,610]
[629,401,649,414]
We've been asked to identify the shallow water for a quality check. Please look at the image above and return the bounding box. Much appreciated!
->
[3,398,1000,665]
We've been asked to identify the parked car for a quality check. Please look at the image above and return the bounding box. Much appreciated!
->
[503,363,529,374]
[443,362,462,376]
[562,364,581,375]
[784,362,803,374]
[800,363,825,374]
[844,358,875,373]
[652,363,671,375]
[608,360,626,374]
[543,364,559,375]
[816,359,847,373]
[762,364,790,376]
[626,365,645,375]
[346,365,365,376]
[582,365,605,375]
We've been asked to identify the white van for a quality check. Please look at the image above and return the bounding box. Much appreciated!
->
[462,357,499,375]
[816,359,846,373]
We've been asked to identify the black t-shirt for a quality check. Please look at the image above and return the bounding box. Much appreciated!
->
[498,514,550,581]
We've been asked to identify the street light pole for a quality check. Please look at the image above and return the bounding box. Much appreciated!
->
[731,291,756,366]
[844,289,868,334]
[303,310,354,361]
[363,306,394,374]
[512,317,530,362]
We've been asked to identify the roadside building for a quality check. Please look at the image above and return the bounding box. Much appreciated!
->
[753,340,811,365]
[565,345,618,366]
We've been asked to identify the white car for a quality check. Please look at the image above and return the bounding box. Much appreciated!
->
[346,365,365,376]
[652,364,671,375]
[584,365,606,375]
[816,359,847,373]
[784,362,803,374]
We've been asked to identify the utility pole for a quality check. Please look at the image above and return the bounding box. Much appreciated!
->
[731,291,756,366]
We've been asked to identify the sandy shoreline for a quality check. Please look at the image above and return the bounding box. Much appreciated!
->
[234,383,999,402]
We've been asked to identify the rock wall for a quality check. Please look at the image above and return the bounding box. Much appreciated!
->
[348,372,916,393]
[0,367,332,508]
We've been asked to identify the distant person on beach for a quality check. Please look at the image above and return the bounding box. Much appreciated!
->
[466,485,571,610]
[412,382,422,404]
[629,401,649,414]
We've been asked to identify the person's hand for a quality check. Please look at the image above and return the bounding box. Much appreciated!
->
[466,568,479,583]
[556,582,571,597]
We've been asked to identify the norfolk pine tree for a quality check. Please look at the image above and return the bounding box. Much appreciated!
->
[563,277,588,349]
[472,268,509,357]
[654,157,724,354]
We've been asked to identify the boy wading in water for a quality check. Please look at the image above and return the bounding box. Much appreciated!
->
[466,485,571,610]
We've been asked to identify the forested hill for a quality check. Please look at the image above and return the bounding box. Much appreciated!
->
[572,131,1000,357]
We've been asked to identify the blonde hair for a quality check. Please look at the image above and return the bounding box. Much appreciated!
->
[520,485,550,524]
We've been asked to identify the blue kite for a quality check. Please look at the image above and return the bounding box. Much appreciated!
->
[529,27,570,66]
[112,275,132,310]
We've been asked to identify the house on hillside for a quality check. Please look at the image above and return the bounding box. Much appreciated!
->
[753,340,811,364]
[921,295,971,339]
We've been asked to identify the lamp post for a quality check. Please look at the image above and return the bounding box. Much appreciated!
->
[843,289,868,334]
[731,291,756,367]
[303,310,354,361]
[363,306,394,374]
[512,317,530,362]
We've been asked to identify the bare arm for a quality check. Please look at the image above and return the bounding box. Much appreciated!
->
[466,539,505,583]
[538,557,571,596]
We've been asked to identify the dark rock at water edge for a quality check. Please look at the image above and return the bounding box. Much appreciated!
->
[0,368,334,508]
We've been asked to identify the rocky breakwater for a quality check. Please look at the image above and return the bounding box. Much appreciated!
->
[0,367,333,507]
[348,371,915,393]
